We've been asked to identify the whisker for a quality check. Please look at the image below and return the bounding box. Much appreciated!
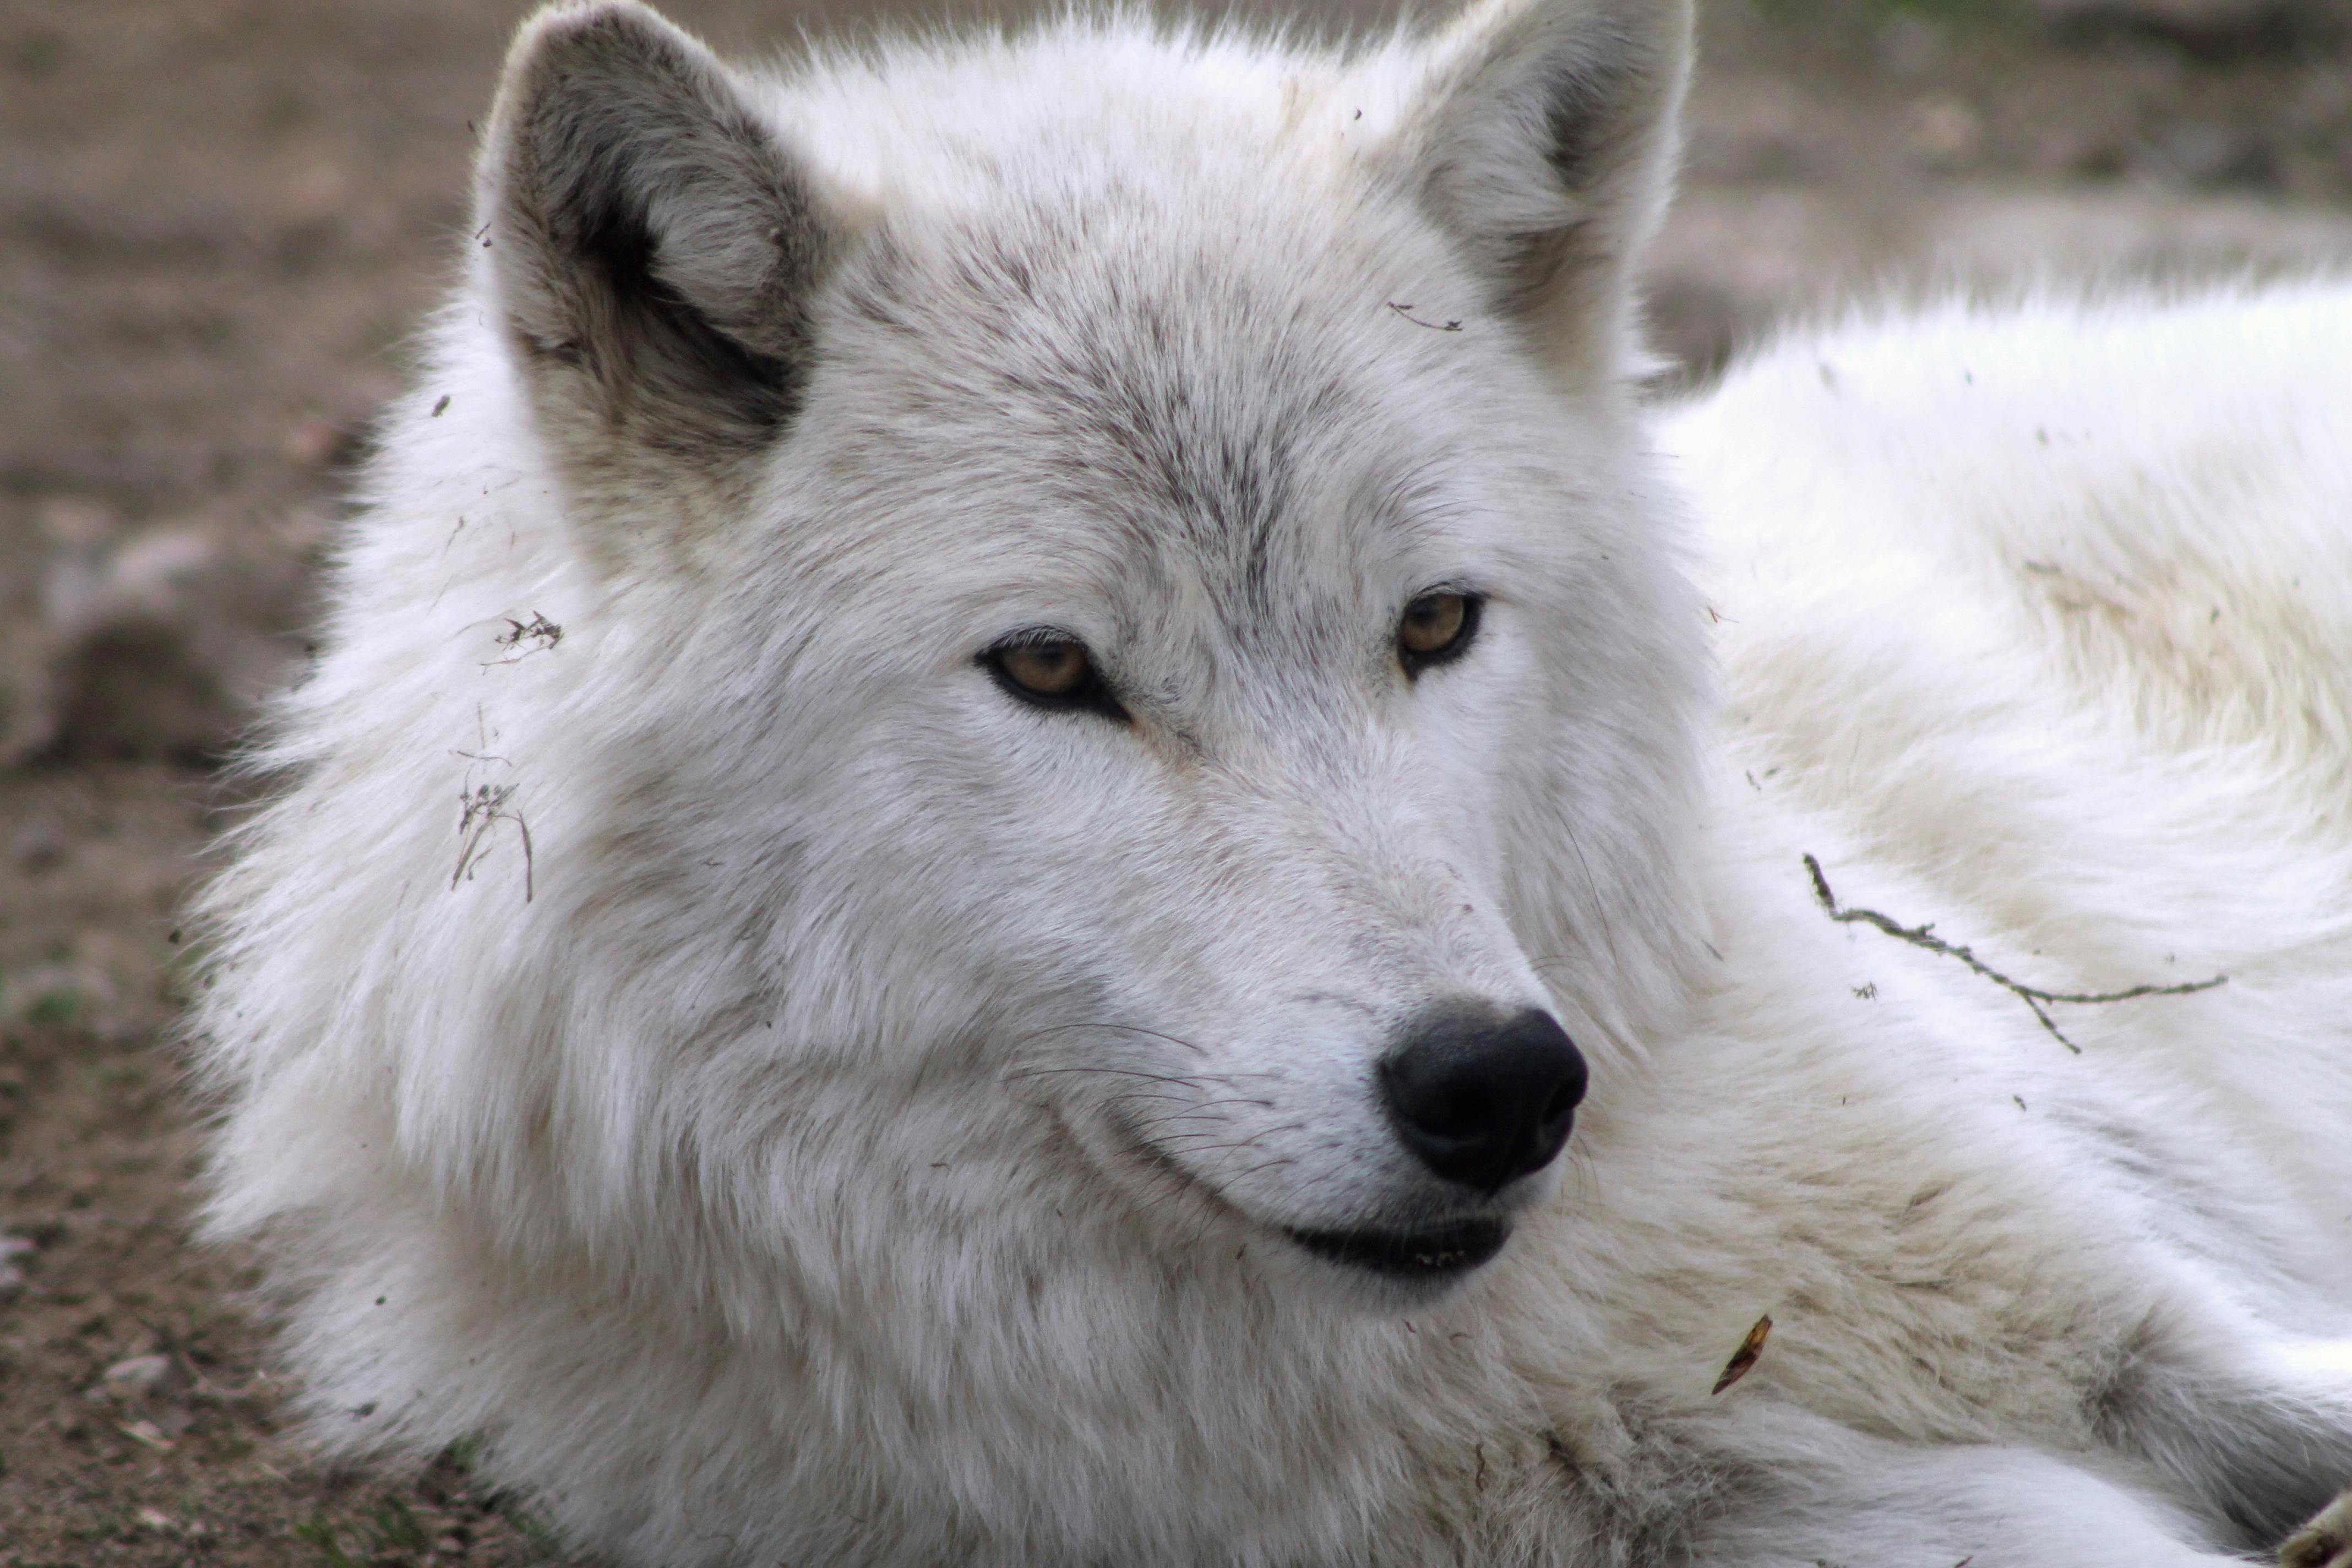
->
[1004,1020,1215,1058]
[1122,1108,1231,1128]
[1119,1117,1230,1139]
[1099,1093,1201,1112]
[1216,1155,1300,1183]
[1196,1123,1306,1175]
[1002,1065,1213,1087]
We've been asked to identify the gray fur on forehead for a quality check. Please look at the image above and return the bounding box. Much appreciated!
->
[823,187,1485,616]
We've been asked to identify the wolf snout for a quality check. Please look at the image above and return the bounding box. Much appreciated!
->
[1378,1006,1587,1195]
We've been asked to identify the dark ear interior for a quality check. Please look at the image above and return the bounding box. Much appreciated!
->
[1392,0,1694,379]
[481,1,840,472]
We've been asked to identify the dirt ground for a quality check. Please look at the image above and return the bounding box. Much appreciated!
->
[2,0,2348,1561]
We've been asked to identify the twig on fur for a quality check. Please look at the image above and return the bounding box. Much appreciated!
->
[1386,301,1462,332]
[482,612,563,667]
[453,782,533,902]
[1802,854,2224,1055]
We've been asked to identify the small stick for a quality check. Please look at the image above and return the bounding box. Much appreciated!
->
[482,612,563,667]
[1386,301,1462,332]
[1802,854,2224,1054]
[453,783,534,902]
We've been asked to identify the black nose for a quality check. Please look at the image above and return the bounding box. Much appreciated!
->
[1378,1006,1587,1195]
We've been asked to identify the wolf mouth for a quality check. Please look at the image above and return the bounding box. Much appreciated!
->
[1285,1217,1512,1280]
[1104,1114,1515,1283]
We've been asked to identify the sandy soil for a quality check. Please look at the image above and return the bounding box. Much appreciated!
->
[2,0,2348,1561]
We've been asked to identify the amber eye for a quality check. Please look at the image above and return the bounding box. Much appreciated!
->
[998,640,1090,696]
[981,633,1129,721]
[1397,591,1480,674]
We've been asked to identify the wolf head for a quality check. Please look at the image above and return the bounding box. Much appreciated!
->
[403,0,1707,1306]
[210,0,1704,1399]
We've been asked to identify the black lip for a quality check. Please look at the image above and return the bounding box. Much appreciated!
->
[1284,1216,1512,1281]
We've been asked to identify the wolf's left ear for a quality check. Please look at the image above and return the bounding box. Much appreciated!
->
[1383,0,1693,381]
[478,1,846,501]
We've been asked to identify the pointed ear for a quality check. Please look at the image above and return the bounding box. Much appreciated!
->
[478,2,844,500]
[1385,0,1692,382]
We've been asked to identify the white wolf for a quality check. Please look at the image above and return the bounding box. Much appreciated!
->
[192,0,2352,1562]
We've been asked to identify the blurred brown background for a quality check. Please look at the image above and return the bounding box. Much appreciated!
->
[2,0,2348,1561]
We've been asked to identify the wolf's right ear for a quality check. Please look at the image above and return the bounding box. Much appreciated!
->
[478,2,843,496]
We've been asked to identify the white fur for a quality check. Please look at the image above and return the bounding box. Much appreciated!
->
[193,1,2352,1563]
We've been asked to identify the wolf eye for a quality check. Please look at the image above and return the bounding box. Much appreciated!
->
[1397,591,1481,676]
[998,641,1088,695]
[981,634,1130,721]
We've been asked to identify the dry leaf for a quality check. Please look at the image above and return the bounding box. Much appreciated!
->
[1712,1314,1773,1395]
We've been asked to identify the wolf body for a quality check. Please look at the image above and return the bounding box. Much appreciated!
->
[193,1,2352,1562]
